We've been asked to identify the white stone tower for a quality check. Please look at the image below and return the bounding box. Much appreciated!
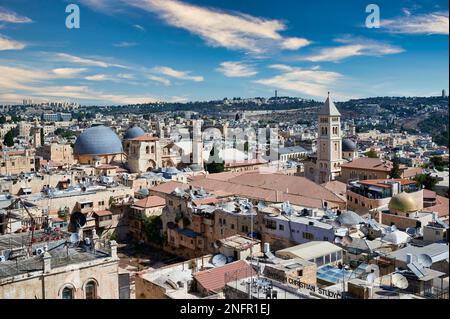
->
[316,92,343,183]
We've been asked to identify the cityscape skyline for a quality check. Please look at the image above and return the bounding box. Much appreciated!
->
[0,0,448,105]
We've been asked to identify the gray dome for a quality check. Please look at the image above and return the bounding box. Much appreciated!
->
[124,126,145,139]
[74,126,123,155]
[336,211,365,226]
[342,139,357,152]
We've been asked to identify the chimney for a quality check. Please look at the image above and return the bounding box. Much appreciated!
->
[43,251,52,273]
[276,190,281,202]
[110,240,118,259]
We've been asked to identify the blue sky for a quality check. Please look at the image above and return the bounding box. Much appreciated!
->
[0,0,448,105]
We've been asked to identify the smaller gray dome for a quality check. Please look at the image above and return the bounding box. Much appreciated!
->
[124,126,145,139]
[342,139,357,152]
[336,211,365,226]
[137,187,150,196]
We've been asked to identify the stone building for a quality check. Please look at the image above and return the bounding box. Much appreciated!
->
[0,236,120,299]
[0,149,36,175]
[126,135,162,173]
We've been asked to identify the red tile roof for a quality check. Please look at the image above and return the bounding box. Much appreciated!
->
[95,164,118,170]
[423,195,449,218]
[128,135,159,142]
[193,260,254,293]
[94,210,113,216]
[134,195,166,208]
[341,158,393,172]
[359,179,416,188]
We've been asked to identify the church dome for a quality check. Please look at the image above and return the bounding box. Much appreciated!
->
[388,192,421,213]
[124,126,145,139]
[342,139,357,152]
[74,126,123,156]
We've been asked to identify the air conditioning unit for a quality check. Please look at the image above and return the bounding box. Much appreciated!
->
[35,247,45,255]
[0,255,6,262]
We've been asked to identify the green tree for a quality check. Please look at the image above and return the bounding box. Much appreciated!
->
[0,115,6,124]
[390,157,402,179]
[414,173,438,191]
[40,128,44,146]
[142,216,163,246]
[3,129,14,147]
[429,156,446,172]
[365,150,378,158]
[205,146,225,174]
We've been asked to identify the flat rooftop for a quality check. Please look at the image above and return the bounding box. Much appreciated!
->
[0,245,111,279]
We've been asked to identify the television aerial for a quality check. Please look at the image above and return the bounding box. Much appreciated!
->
[391,273,408,290]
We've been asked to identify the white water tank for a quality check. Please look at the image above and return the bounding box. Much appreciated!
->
[263,242,270,254]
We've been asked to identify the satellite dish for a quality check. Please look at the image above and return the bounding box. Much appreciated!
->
[406,227,417,237]
[211,254,227,267]
[391,273,408,290]
[417,254,433,268]
[342,235,353,246]
[257,201,267,210]
[69,233,80,244]
[334,237,342,244]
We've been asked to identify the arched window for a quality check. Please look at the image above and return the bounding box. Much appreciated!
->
[151,146,155,154]
[62,286,74,299]
[85,281,97,299]
[146,146,150,154]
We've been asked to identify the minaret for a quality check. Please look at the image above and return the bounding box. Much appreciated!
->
[316,92,342,183]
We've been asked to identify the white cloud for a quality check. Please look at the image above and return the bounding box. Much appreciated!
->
[152,66,204,82]
[55,53,127,68]
[301,37,404,62]
[148,75,171,85]
[127,0,310,54]
[85,74,113,81]
[52,68,87,77]
[216,61,257,78]
[382,11,449,35]
[118,73,135,79]
[113,41,138,47]
[0,63,184,105]
[254,64,343,98]
[0,7,32,23]
[0,34,26,50]
[281,37,311,50]
[133,24,146,31]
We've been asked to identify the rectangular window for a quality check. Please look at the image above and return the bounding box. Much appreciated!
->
[266,220,277,230]
[303,232,314,240]
[279,224,284,231]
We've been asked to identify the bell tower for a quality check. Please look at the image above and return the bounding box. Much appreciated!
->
[316,92,342,183]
